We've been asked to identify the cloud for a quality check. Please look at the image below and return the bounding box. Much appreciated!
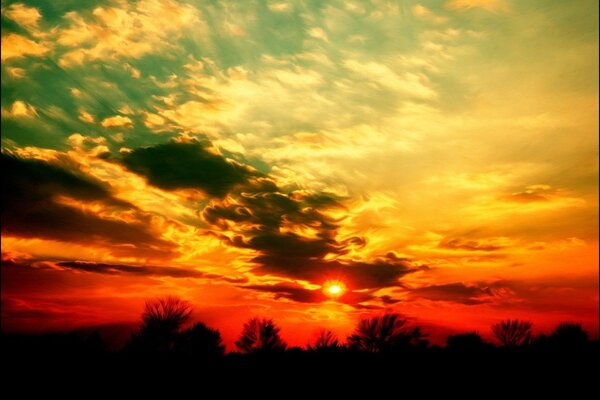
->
[239,283,390,308]
[78,111,95,124]
[0,33,49,61]
[268,2,290,12]
[406,281,512,305]
[273,68,323,88]
[240,282,388,305]
[203,171,424,290]
[242,282,324,303]
[156,100,234,136]
[57,0,201,66]
[124,63,141,78]
[344,60,437,99]
[6,67,26,79]
[154,50,442,138]
[438,237,508,251]
[143,112,166,128]
[502,185,556,203]
[1,101,37,118]
[307,27,329,42]
[55,261,246,283]
[412,4,449,24]
[121,140,258,197]
[101,115,133,128]
[3,3,43,31]
[118,105,135,115]
[1,153,175,258]
[445,0,508,12]
[248,253,417,290]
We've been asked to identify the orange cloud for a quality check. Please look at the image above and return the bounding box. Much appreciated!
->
[1,33,49,61]
[101,115,133,128]
[2,101,37,118]
[446,0,508,12]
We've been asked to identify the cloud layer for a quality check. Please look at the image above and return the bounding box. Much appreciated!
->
[2,153,175,258]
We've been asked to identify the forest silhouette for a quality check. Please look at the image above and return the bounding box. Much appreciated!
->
[3,295,598,390]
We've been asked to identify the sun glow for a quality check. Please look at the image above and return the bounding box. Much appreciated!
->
[323,280,346,298]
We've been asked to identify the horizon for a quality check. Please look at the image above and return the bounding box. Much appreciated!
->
[1,0,598,348]
[3,305,598,353]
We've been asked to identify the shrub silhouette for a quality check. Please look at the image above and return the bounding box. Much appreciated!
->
[347,313,428,353]
[142,296,192,333]
[491,319,533,347]
[235,317,287,353]
[128,296,192,355]
[173,322,225,360]
[551,322,588,349]
[446,332,491,352]
[308,330,342,352]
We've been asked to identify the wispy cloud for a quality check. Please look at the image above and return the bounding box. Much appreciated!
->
[0,33,49,61]
[3,3,43,31]
[446,0,508,12]
[2,101,38,118]
[57,0,201,66]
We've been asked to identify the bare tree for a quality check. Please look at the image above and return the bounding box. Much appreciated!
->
[308,330,341,351]
[128,296,192,355]
[491,319,533,347]
[235,317,287,353]
[142,296,192,334]
[347,313,428,352]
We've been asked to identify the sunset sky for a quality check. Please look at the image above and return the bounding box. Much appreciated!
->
[1,0,598,348]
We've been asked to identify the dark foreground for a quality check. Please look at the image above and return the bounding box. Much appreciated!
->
[2,332,599,395]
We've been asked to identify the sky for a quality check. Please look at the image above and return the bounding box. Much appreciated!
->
[1,0,598,348]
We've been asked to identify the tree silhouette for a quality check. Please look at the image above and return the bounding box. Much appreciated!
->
[142,296,192,334]
[308,330,341,352]
[347,313,428,353]
[128,296,192,355]
[446,332,491,352]
[173,322,225,360]
[235,317,287,353]
[491,319,533,347]
[551,322,588,349]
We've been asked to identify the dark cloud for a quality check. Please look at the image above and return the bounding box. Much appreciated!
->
[2,152,120,204]
[353,304,385,310]
[55,261,247,283]
[121,140,257,197]
[438,237,505,251]
[56,261,204,278]
[1,153,175,257]
[3,308,55,320]
[252,257,414,290]
[380,295,401,304]
[1,254,54,271]
[240,282,389,306]
[242,283,324,303]
[3,256,247,283]
[204,179,421,291]
[406,282,511,305]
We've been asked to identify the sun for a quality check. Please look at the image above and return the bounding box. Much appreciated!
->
[323,280,346,298]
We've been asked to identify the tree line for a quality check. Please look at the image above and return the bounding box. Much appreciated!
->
[3,295,597,393]
[121,296,594,358]
[3,296,596,364]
